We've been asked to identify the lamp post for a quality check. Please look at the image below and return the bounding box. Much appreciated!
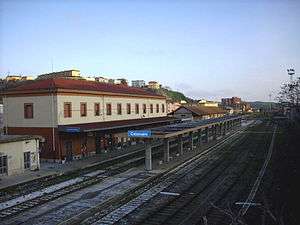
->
[287,68,295,83]
[268,93,272,112]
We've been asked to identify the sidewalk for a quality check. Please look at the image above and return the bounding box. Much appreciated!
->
[0,143,146,190]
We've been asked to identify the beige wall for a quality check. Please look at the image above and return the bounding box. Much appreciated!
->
[3,96,58,128]
[0,139,40,176]
[4,94,167,127]
[57,95,167,125]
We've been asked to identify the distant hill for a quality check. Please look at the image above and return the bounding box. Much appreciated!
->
[146,87,195,103]
[249,101,278,109]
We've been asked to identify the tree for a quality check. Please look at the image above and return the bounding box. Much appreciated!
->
[278,77,300,108]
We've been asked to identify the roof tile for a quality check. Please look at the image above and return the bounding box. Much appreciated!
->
[7,78,164,98]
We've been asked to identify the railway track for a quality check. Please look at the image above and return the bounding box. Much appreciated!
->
[0,127,226,222]
[0,147,164,220]
[124,122,274,225]
[0,145,149,203]
[0,120,249,224]
[182,125,274,225]
[112,125,260,225]
[73,124,248,225]
[77,120,272,225]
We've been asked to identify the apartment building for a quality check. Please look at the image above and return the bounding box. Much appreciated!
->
[2,78,175,162]
[221,97,242,106]
[36,69,81,80]
[132,80,146,88]
[147,81,160,89]
[198,99,219,107]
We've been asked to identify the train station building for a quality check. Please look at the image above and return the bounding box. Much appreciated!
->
[2,78,177,162]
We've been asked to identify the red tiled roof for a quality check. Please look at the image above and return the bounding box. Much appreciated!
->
[6,78,164,98]
[58,116,178,132]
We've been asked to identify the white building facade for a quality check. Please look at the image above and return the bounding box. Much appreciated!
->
[3,78,174,161]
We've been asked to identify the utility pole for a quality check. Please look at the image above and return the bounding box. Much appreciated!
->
[269,93,272,112]
[287,68,296,107]
[51,58,54,72]
[287,68,295,83]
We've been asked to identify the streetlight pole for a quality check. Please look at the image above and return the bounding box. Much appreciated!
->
[269,93,272,112]
[287,68,295,83]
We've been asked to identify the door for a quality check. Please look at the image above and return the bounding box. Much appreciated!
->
[65,141,73,161]
[24,152,31,169]
[0,155,8,175]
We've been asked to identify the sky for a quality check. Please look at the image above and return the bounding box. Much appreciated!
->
[0,0,299,102]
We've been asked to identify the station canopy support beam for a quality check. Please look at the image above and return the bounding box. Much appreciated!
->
[178,134,183,155]
[189,131,194,150]
[163,138,170,163]
[205,127,209,143]
[145,145,152,171]
[197,129,202,148]
[213,125,217,141]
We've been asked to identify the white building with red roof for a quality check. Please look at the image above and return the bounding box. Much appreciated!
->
[2,77,176,162]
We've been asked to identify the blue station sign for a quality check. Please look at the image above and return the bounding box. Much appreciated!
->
[128,130,151,138]
[65,127,81,133]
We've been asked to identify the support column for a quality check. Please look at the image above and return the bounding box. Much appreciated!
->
[189,132,194,150]
[197,129,202,148]
[145,145,152,171]
[205,127,209,143]
[218,124,222,136]
[222,123,226,136]
[163,138,170,163]
[178,134,183,155]
[213,125,217,141]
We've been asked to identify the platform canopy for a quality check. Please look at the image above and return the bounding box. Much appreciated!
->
[142,115,242,139]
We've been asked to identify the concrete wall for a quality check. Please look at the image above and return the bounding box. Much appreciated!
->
[57,95,167,125]
[0,139,40,176]
[3,96,58,128]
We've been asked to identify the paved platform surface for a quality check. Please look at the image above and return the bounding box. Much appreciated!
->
[0,143,145,190]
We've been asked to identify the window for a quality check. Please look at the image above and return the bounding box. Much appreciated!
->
[135,103,139,114]
[143,104,147,114]
[156,104,159,113]
[106,103,112,115]
[94,103,100,116]
[64,102,72,118]
[24,103,33,119]
[162,104,165,113]
[80,102,87,117]
[0,155,7,175]
[150,104,153,113]
[127,103,131,114]
[117,103,122,115]
[24,152,30,169]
